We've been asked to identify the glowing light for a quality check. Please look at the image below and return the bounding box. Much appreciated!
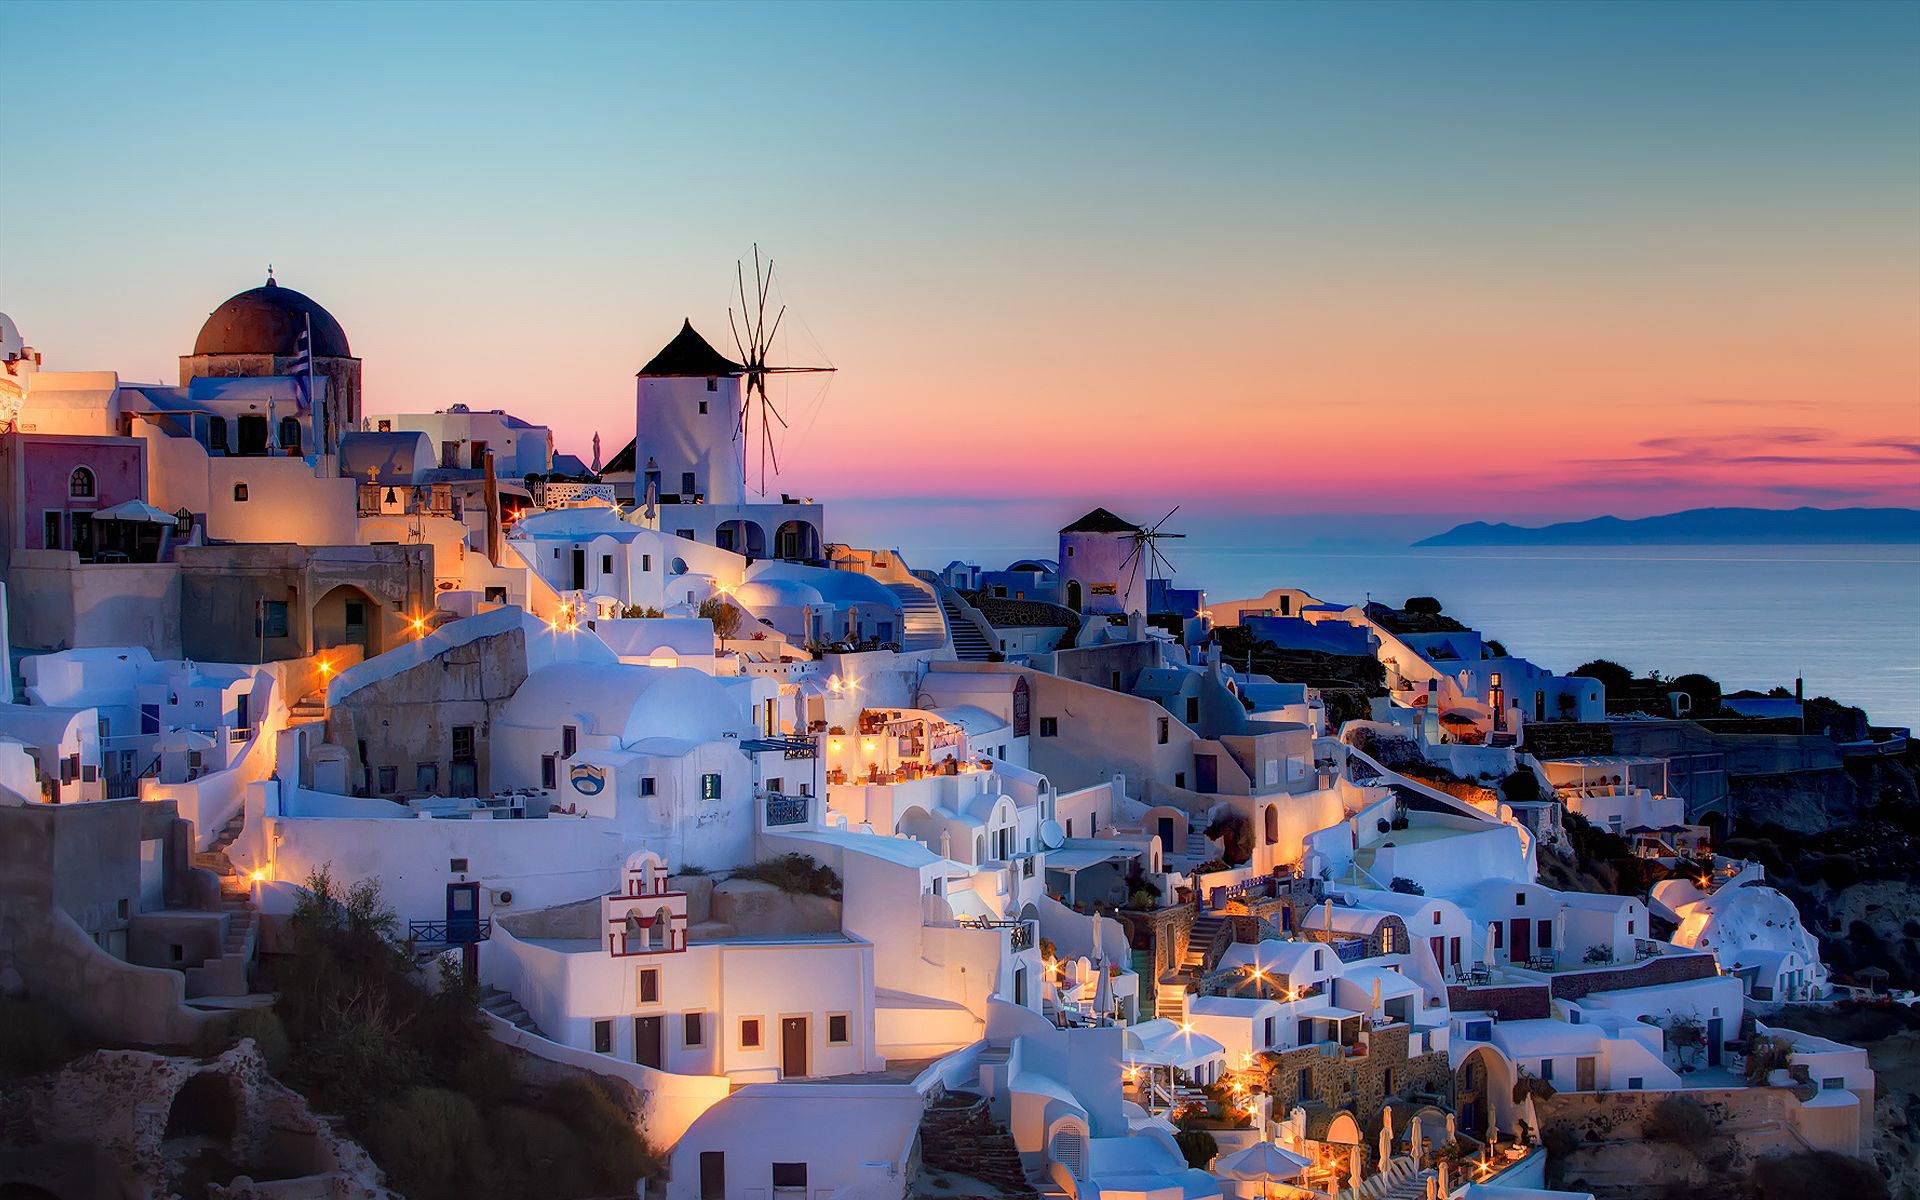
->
[861,739,875,753]
[317,659,333,676]
[249,869,267,883]
[829,739,843,752]
[408,614,428,635]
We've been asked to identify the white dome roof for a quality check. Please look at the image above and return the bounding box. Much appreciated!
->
[501,661,744,746]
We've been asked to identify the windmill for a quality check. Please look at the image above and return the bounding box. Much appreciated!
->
[728,245,835,496]
[1118,506,1185,611]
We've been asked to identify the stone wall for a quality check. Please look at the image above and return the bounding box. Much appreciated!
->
[1260,1026,1454,1131]
[1550,951,1719,1000]
[1122,903,1196,982]
[1447,983,1551,1020]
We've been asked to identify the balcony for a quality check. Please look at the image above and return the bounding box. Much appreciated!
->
[762,791,811,827]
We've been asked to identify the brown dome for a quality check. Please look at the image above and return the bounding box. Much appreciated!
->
[193,276,352,358]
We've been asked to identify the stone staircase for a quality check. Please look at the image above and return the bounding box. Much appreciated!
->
[288,691,327,725]
[479,986,543,1036]
[937,593,994,661]
[885,583,949,653]
[183,810,260,998]
[1155,979,1188,1020]
[916,1090,1037,1198]
[1182,912,1226,974]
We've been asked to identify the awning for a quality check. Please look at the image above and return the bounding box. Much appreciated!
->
[94,499,178,524]
[1043,843,1141,873]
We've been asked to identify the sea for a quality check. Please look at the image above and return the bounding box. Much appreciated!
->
[835,507,1920,730]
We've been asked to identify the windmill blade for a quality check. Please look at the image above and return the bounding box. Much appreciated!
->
[1150,505,1180,534]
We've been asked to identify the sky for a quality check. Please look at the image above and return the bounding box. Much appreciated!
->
[5,1,1917,544]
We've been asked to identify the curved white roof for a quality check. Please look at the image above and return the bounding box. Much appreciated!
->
[746,561,901,609]
[513,506,643,543]
[735,577,826,609]
[0,312,21,360]
[500,661,744,745]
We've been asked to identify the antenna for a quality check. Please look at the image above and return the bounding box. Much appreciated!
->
[727,245,835,496]
[1118,506,1186,610]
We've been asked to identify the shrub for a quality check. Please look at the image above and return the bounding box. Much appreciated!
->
[1744,1034,1795,1087]
[1582,945,1612,965]
[1204,814,1253,866]
[1572,659,1634,695]
[1642,1095,1714,1145]
[1499,771,1544,805]
[1403,597,1443,616]
[1748,1150,1888,1200]
[696,595,742,640]
[728,853,843,899]
[1665,1014,1707,1071]
[1174,1126,1219,1168]
[545,1075,657,1189]
[367,1087,493,1200]
[232,1007,291,1074]
[1389,877,1425,895]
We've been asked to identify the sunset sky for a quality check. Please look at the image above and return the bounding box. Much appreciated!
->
[6,1,1917,536]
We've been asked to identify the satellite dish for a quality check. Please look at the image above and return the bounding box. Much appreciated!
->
[1040,819,1066,850]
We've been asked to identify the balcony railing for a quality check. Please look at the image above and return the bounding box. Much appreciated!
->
[763,792,810,827]
[408,918,492,947]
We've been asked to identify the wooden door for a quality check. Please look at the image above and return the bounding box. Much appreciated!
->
[1510,918,1531,963]
[780,1016,808,1078]
[633,1015,664,1069]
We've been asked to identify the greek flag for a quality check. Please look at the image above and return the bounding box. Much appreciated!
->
[287,317,313,407]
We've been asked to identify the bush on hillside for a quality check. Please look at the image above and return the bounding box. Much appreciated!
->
[729,853,843,899]
[1642,1095,1714,1145]
[1748,1150,1888,1200]
[0,998,80,1076]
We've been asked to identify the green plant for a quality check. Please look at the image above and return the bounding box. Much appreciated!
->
[621,605,665,619]
[697,596,743,640]
[1173,1126,1219,1168]
[232,1006,291,1073]
[1582,944,1612,965]
[1389,876,1425,895]
[1664,1013,1707,1071]
[728,853,843,899]
[1744,1034,1795,1086]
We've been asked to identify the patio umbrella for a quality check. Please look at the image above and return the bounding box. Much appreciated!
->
[94,499,178,523]
[1093,955,1113,1022]
[1213,1141,1310,1196]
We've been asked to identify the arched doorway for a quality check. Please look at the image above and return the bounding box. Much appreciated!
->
[1455,1045,1513,1144]
[1065,580,1083,612]
[718,519,768,560]
[312,584,380,656]
[774,519,821,562]
[165,1071,240,1143]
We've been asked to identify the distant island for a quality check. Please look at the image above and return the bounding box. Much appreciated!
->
[1415,505,1920,547]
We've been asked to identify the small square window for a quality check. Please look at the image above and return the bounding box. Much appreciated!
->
[698,400,709,414]
[377,766,398,793]
[640,776,657,797]
[450,858,469,873]
[1515,892,1527,906]
[701,773,722,801]
[740,1017,762,1049]
[828,1014,849,1044]
[563,725,577,757]
[684,1011,705,1048]
[771,1163,807,1189]
[1628,1075,1644,1089]
[1157,717,1169,745]
[117,898,129,919]
[1038,717,1058,738]
[602,554,614,574]
[638,967,660,1004]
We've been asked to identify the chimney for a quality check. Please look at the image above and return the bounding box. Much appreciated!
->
[483,448,502,565]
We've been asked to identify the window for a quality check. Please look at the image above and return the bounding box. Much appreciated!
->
[601,554,614,574]
[1628,1075,1644,1089]
[562,725,577,757]
[681,472,697,495]
[1185,697,1199,724]
[740,1017,762,1048]
[209,416,229,452]
[683,1011,706,1048]
[256,600,289,638]
[417,763,438,791]
[698,400,709,414]
[701,773,722,801]
[541,754,557,789]
[642,554,652,572]
[828,1014,850,1044]
[1432,911,1442,925]
[117,898,129,919]
[43,511,61,549]
[1313,949,1323,970]
[1110,670,1121,690]
[1038,717,1058,738]
[1539,1059,1554,1082]
[640,776,657,797]
[1822,1077,1845,1091]
[377,419,392,432]
[706,377,718,392]
[1175,771,1185,789]
[233,483,248,502]
[1157,717,1169,745]
[450,858,469,873]
[68,467,95,498]
[452,726,475,759]
[377,766,398,793]
[279,417,301,449]
[771,1163,807,1190]
[593,1020,613,1054]
[638,967,660,1004]
[1515,892,1526,906]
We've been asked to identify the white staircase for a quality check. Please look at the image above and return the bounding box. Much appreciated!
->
[885,583,949,652]
[938,593,994,661]
[479,986,543,1036]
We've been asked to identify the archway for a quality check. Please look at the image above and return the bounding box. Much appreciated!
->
[312,584,380,656]
[718,519,769,560]
[1265,803,1280,846]
[1454,1045,1513,1143]
[165,1071,240,1143]
[774,519,821,563]
[1065,580,1083,612]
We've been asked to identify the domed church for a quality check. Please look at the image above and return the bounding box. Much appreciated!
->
[180,272,362,454]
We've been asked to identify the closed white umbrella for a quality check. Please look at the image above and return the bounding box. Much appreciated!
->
[1093,955,1113,1022]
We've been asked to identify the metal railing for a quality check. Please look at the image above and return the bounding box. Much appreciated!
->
[963,918,1036,952]
[763,792,810,827]
[408,918,492,947]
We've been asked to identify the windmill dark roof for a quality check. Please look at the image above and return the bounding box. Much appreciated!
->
[602,438,637,474]
[1060,507,1141,535]
[637,319,744,377]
